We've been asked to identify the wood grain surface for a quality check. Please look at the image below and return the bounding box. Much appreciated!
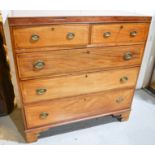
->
[12,24,89,49]
[24,88,134,128]
[91,23,150,44]
[8,16,151,26]
[21,67,139,103]
[8,16,150,142]
[16,45,144,79]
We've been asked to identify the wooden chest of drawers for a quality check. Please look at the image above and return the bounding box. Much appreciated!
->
[9,16,151,142]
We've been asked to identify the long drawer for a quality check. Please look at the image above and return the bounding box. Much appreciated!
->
[21,67,139,103]
[12,24,89,49]
[24,88,134,128]
[17,45,144,79]
[91,23,149,45]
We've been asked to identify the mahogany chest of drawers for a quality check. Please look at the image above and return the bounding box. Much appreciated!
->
[8,16,151,142]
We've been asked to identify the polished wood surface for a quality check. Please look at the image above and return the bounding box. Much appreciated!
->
[12,22,150,50]
[25,109,131,143]
[16,45,144,79]
[91,23,149,45]
[24,88,134,128]
[8,16,150,142]
[21,67,139,103]
[8,16,151,26]
[12,24,89,49]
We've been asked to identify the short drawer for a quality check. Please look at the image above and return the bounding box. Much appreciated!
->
[17,45,144,79]
[21,67,139,103]
[24,88,134,128]
[12,24,89,49]
[91,23,149,45]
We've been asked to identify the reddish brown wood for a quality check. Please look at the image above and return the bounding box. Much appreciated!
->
[24,108,130,142]
[8,16,151,143]
[91,23,150,44]
[12,24,89,49]
[20,67,139,104]
[16,45,144,80]
[8,16,151,26]
[24,88,134,128]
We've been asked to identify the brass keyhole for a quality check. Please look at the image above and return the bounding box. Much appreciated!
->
[86,51,90,54]
[85,74,88,78]
[83,98,86,101]
[120,25,123,29]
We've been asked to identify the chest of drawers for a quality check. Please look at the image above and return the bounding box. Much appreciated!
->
[9,16,151,143]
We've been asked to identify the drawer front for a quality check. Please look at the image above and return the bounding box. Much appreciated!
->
[24,88,134,128]
[21,67,139,103]
[91,23,149,45]
[12,24,89,49]
[17,45,144,79]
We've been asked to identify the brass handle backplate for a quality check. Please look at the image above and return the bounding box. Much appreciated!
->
[31,34,40,41]
[120,76,128,83]
[130,31,137,37]
[124,52,132,60]
[33,60,45,70]
[116,96,124,103]
[103,32,111,38]
[66,32,75,40]
[40,112,49,119]
[36,88,47,95]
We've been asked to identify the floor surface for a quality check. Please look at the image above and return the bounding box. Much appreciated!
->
[0,89,155,145]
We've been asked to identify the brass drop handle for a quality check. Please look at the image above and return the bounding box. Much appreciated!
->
[103,32,111,38]
[124,52,132,60]
[66,32,75,40]
[116,96,124,103]
[31,34,40,41]
[40,112,49,119]
[36,88,47,95]
[33,60,45,70]
[130,31,137,37]
[120,76,128,83]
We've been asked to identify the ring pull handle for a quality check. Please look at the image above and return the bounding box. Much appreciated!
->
[36,88,47,95]
[31,34,40,41]
[116,96,124,103]
[33,60,45,70]
[124,52,132,60]
[130,31,137,37]
[40,112,49,119]
[66,32,75,40]
[120,76,128,83]
[103,32,111,38]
